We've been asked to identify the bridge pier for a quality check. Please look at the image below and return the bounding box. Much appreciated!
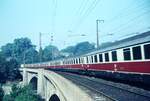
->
[37,69,45,97]
[23,68,28,85]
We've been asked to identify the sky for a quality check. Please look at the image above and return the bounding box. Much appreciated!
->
[0,0,150,50]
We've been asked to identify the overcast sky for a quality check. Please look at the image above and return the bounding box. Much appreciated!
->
[0,0,150,50]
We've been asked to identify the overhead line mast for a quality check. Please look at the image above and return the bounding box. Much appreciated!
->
[96,19,104,48]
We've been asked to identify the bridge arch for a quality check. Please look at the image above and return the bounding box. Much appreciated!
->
[49,94,60,101]
[29,76,38,91]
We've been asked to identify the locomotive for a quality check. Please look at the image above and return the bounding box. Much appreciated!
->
[23,31,150,85]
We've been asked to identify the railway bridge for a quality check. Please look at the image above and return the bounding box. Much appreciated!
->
[20,67,93,101]
[19,66,150,101]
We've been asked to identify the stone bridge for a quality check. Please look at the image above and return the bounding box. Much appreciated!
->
[20,68,92,101]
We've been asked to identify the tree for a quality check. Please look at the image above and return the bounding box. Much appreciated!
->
[0,85,4,101]
[61,41,95,56]
[23,47,39,64]
[0,53,21,83]
[6,59,21,81]
[61,46,75,54]
[73,41,95,55]
[3,84,43,101]
[42,45,60,61]
[0,55,7,83]
[3,95,13,101]
[1,37,38,64]
[1,43,14,58]
[13,38,35,63]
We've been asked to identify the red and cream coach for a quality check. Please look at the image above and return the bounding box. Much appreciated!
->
[24,31,150,84]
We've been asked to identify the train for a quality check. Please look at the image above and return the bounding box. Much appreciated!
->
[23,31,150,85]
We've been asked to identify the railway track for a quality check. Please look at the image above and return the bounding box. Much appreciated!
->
[57,71,150,101]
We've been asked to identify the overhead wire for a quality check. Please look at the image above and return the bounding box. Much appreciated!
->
[111,6,150,35]
[105,0,150,36]
[114,9,150,35]
[73,0,101,32]
[102,0,146,35]
[69,0,89,32]
[51,0,57,34]
[70,0,101,32]
[107,0,146,25]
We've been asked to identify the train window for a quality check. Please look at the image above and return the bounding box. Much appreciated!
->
[94,55,98,63]
[79,58,81,64]
[132,46,142,60]
[86,57,89,63]
[112,51,117,61]
[76,59,78,64]
[123,48,131,60]
[91,56,94,63]
[99,54,103,62]
[105,53,109,62]
[81,58,83,63]
[82,58,84,63]
[144,44,150,59]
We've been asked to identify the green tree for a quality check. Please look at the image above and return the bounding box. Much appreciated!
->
[6,59,21,81]
[1,37,37,64]
[3,95,13,101]
[61,46,75,54]
[0,55,7,83]
[13,38,35,63]
[61,41,95,56]
[42,45,60,61]
[1,43,14,58]
[73,41,95,55]
[0,85,4,101]
[23,47,39,64]
[3,84,43,101]
[0,51,21,83]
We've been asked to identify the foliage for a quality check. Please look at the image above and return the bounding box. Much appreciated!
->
[1,37,38,64]
[99,42,113,48]
[23,47,39,63]
[61,46,75,54]
[0,85,4,101]
[61,41,95,56]
[73,41,95,55]
[3,95,13,101]
[1,43,14,58]
[0,55,21,83]
[3,84,43,101]
[42,45,60,61]
[0,56,8,83]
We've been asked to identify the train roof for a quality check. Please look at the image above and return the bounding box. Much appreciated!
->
[85,31,150,56]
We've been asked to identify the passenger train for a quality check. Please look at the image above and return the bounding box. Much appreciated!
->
[23,31,150,85]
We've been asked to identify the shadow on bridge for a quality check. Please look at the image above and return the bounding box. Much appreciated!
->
[29,76,38,92]
[49,94,60,101]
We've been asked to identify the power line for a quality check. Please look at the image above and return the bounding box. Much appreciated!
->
[70,0,101,32]
[111,8,150,35]
[74,0,101,32]
[105,1,150,34]
[110,9,150,41]
[69,0,89,31]
[107,0,146,24]
[102,1,147,35]
[51,0,57,33]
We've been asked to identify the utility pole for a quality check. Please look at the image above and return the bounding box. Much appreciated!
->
[39,32,42,63]
[96,19,104,48]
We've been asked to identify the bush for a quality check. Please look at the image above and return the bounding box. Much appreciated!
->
[3,84,43,101]
[0,85,4,101]
[3,95,13,101]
